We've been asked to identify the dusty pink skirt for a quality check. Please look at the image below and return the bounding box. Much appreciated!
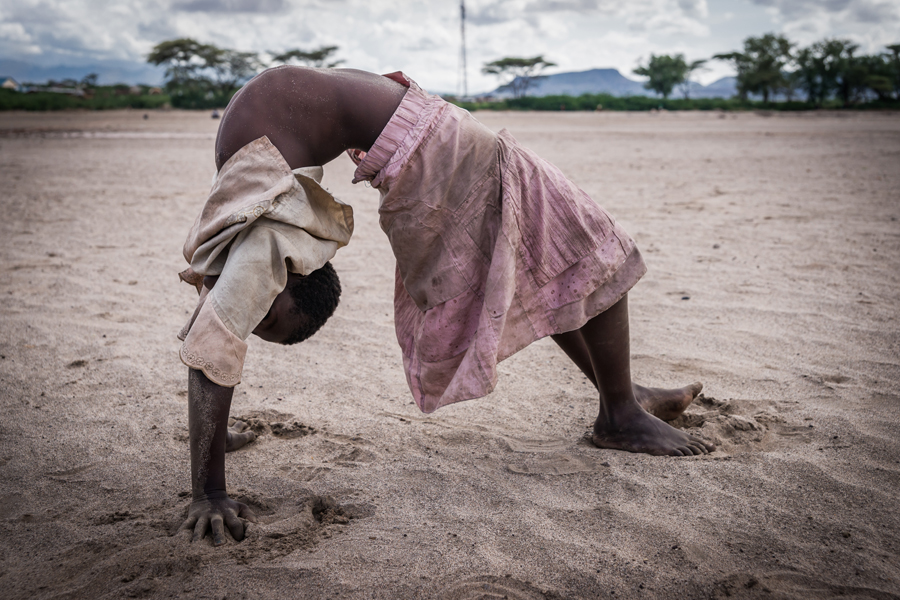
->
[350,73,646,413]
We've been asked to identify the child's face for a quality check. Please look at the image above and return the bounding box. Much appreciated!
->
[252,285,296,344]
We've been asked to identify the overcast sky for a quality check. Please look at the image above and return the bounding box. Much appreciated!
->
[1,0,897,91]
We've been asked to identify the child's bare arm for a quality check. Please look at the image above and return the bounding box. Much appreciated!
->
[180,369,257,545]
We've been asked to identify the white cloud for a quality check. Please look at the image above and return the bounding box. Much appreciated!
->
[0,22,34,45]
[0,0,897,89]
[0,21,42,55]
[678,0,709,19]
[173,0,290,12]
[748,0,900,51]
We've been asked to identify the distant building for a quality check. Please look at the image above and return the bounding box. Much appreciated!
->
[1,77,21,92]
[148,87,163,95]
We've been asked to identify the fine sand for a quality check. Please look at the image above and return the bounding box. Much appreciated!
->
[1,107,898,599]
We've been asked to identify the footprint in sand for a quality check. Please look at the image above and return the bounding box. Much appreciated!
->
[270,421,316,439]
[506,454,598,475]
[673,394,815,451]
[225,494,374,560]
[475,453,599,476]
[712,572,900,600]
[439,575,562,600]
[673,406,764,448]
[469,434,600,475]
[278,464,332,482]
[317,433,380,465]
[316,437,378,465]
[233,411,317,439]
[501,436,571,453]
[333,446,378,464]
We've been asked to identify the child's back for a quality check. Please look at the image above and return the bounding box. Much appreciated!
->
[215,66,408,171]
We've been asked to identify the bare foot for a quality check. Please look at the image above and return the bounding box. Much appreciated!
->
[634,382,702,422]
[225,420,256,453]
[592,404,715,456]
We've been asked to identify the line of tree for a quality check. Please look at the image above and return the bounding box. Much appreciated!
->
[452,94,812,113]
[146,39,343,108]
[634,34,900,106]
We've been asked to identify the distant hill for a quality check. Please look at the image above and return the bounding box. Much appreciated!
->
[693,76,739,98]
[487,68,737,99]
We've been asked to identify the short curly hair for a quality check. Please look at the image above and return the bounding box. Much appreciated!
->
[281,262,342,345]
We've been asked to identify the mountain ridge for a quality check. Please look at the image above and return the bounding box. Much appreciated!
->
[484,67,737,99]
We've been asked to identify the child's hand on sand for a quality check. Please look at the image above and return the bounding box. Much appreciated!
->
[181,491,257,545]
[225,420,256,452]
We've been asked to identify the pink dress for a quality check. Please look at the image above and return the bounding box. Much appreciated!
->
[350,73,646,413]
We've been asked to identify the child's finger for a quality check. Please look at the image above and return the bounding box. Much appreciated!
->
[210,515,227,546]
[238,503,258,523]
[192,515,209,543]
[180,514,198,534]
[224,512,245,541]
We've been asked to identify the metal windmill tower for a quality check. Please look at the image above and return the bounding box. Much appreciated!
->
[458,0,468,98]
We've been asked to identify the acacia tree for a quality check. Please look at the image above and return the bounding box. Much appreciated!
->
[794,39,865,106]
[888,44,900,98]
[780,69,804,102]
[856,54,894,102]
[633,54,689,100]
[839,46,871,105]
[794,46,826,104]
[681,59,707,99]
[205,47,263,91]
[482,56,556,98]
[147,39,209,88]
[270,45,344,68]
[80,73,99,88]
[147,38,262,107]
[714,34,793,102]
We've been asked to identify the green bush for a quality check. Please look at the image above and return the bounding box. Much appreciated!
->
[165,87,236,109]
[0,88,171,111]
[451,92,898,112]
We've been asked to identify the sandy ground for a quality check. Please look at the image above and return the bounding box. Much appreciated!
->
[1,107,898,600]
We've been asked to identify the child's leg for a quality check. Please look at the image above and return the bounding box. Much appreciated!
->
[552,333,702,422]
[558,294,714,456]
